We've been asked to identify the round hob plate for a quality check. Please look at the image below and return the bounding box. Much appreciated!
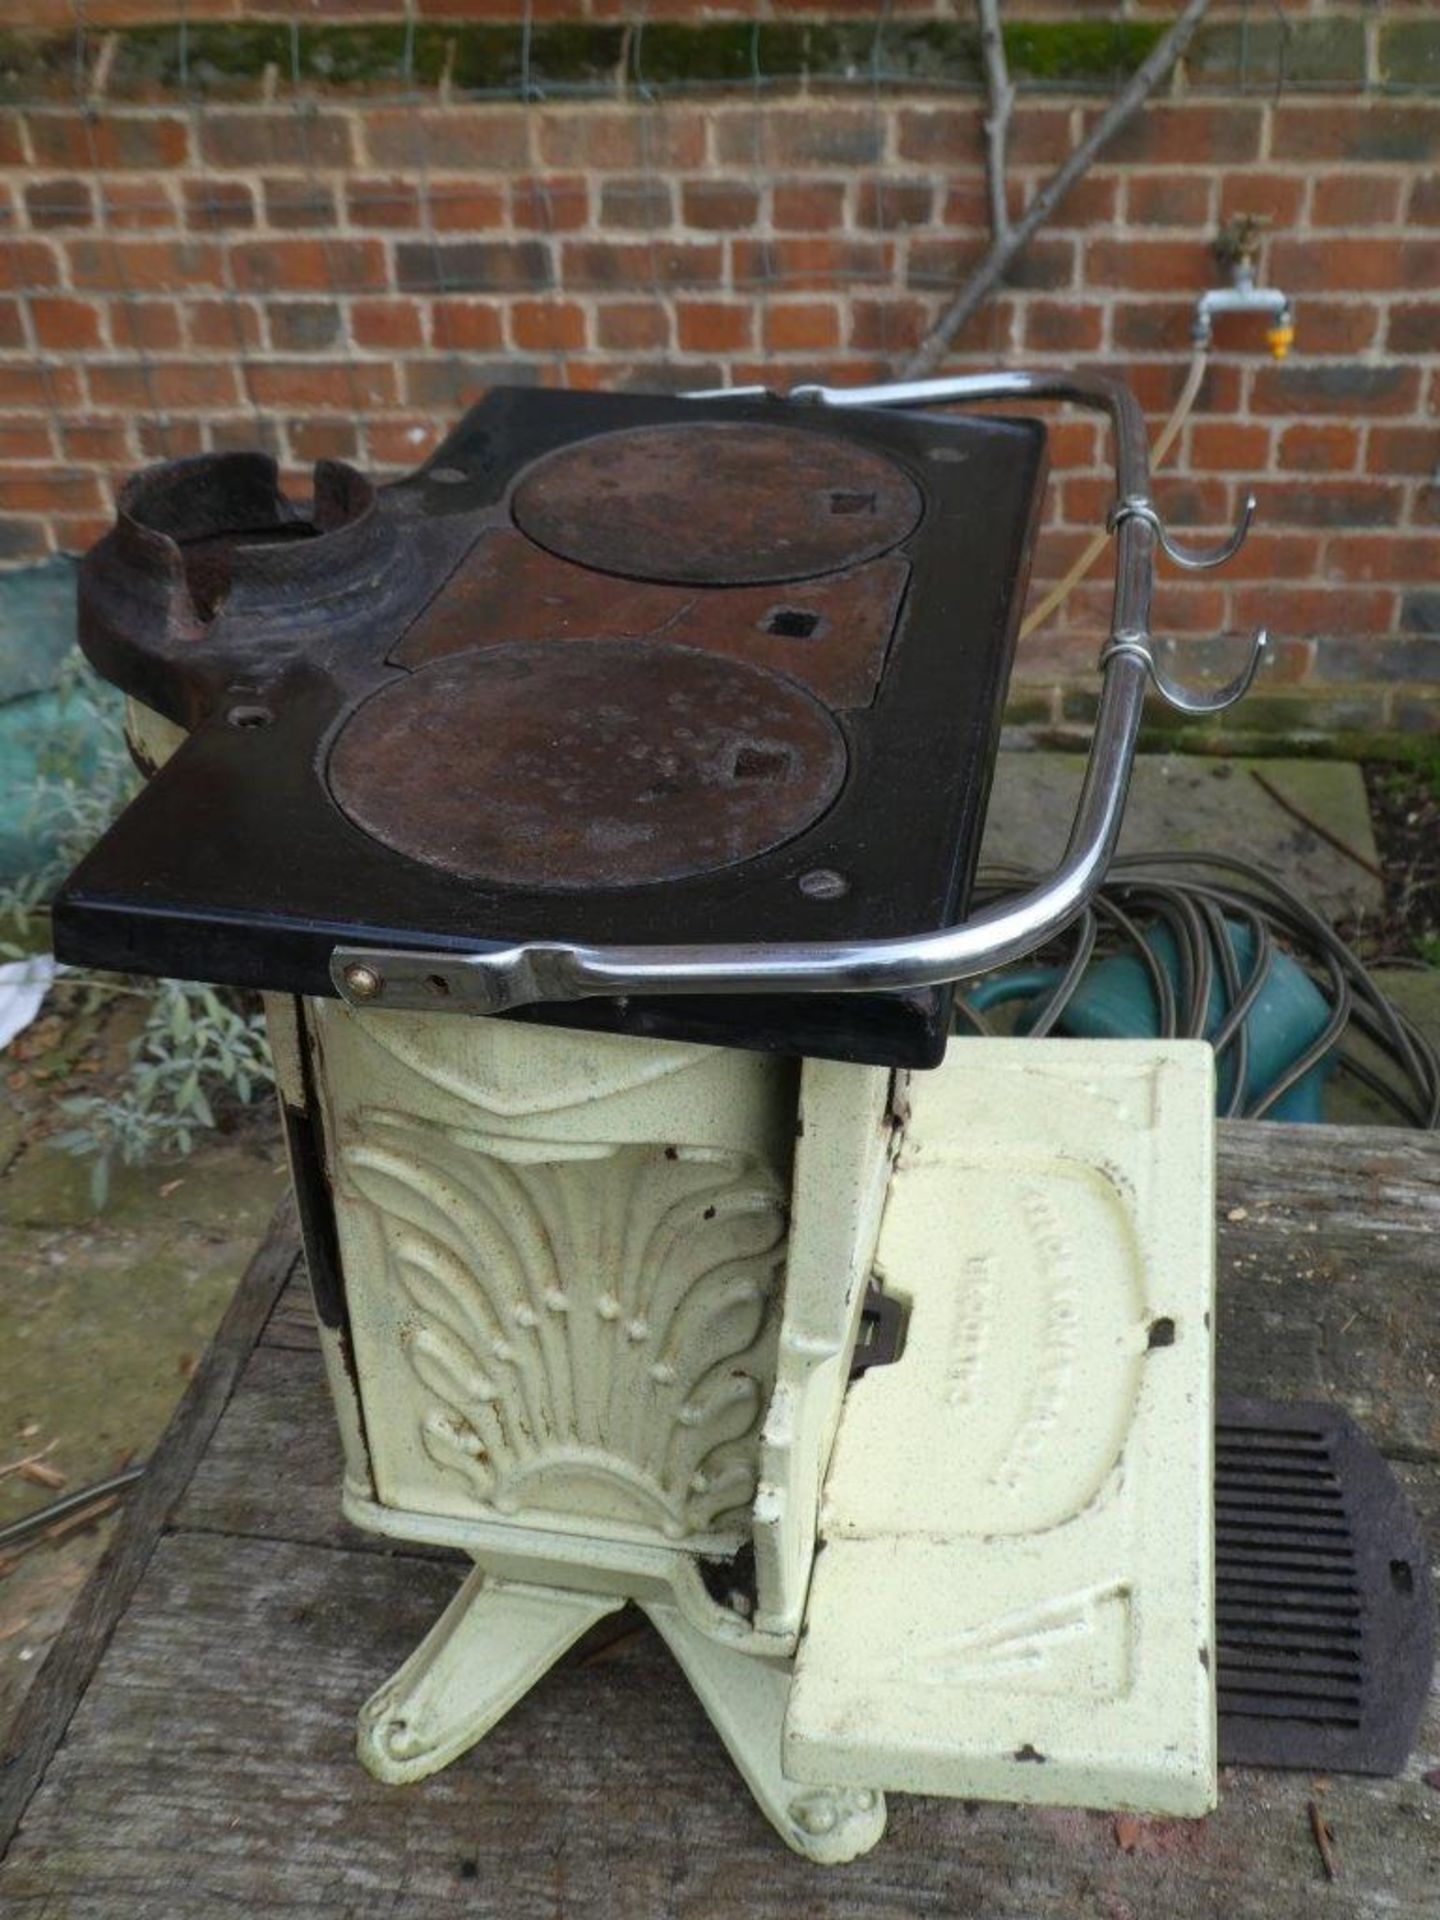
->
[327,639,849,890]
[510,421,922,586]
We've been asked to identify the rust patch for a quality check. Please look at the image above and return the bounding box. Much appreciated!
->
[328,638,849,890]
[394,527,909,711]
[510,421,922,586]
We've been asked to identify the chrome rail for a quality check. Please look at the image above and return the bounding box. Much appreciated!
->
[332,370,1260,1015]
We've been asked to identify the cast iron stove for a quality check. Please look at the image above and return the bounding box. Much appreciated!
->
[58,372,1404,1864]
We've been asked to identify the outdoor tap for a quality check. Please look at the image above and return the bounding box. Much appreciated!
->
[1192,214,1294,359]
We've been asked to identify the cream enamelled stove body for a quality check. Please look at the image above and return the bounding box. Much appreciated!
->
[56,376,1218,1862]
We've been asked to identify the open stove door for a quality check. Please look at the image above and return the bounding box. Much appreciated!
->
[785,1040,1218,1817]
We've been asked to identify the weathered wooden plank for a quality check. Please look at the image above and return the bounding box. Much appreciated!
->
[175,1344,455,1563]
[0,1200,300,1860]
[174,1339,1440,1572]
[176,1122,1440,1558]
[177,1344,356,1551]
[263,1270,321,1355]
[0,1525,1434,1920]
[2,1122,1437,1915]
[1214,1124,1440,1461]
[1216,1122,1439,1225]
[252,1123,1440,1441]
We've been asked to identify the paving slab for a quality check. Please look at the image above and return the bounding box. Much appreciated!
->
[983,754,1383,922]
[1371,965,1440,1048]
[1323,965,1440,1127]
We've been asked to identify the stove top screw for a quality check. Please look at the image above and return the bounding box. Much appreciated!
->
[798,868,849,901]
[343,963,385,1001]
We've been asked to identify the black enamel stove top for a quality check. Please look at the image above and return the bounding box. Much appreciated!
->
[56,387,1047,1068]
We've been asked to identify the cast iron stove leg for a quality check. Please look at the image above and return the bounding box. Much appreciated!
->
[645,1600,887,1864]
[356,1565,622,1786]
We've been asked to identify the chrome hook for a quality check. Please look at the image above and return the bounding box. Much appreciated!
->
[1108,491,1257,571]
[1100,628,1267,717]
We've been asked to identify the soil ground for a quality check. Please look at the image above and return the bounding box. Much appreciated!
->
[1362,758,1440,968]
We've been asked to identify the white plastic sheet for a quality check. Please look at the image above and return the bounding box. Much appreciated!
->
[0,952,61,1052]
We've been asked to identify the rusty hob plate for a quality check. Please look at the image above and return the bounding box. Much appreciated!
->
[510,421,923,586]
[327,638,849,890]
[393,529,911,713]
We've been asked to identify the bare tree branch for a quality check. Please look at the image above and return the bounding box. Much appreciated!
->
[902,0,1213,379]
[977,0,1013,242]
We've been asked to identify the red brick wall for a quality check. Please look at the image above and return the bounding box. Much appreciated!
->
[2,4,1437,740]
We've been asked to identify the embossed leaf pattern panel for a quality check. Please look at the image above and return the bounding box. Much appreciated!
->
[345,1115,787,1540]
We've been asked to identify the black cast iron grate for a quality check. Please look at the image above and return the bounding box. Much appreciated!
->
[1215,1396,1433,1775]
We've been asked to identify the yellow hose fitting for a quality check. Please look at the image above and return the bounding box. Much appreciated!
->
[1266,322,1294,361]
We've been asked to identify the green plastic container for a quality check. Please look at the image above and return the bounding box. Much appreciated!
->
[965,918,1334,1122]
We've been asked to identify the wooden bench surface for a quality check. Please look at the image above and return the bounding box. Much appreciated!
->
[1,1121,1436,1918]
